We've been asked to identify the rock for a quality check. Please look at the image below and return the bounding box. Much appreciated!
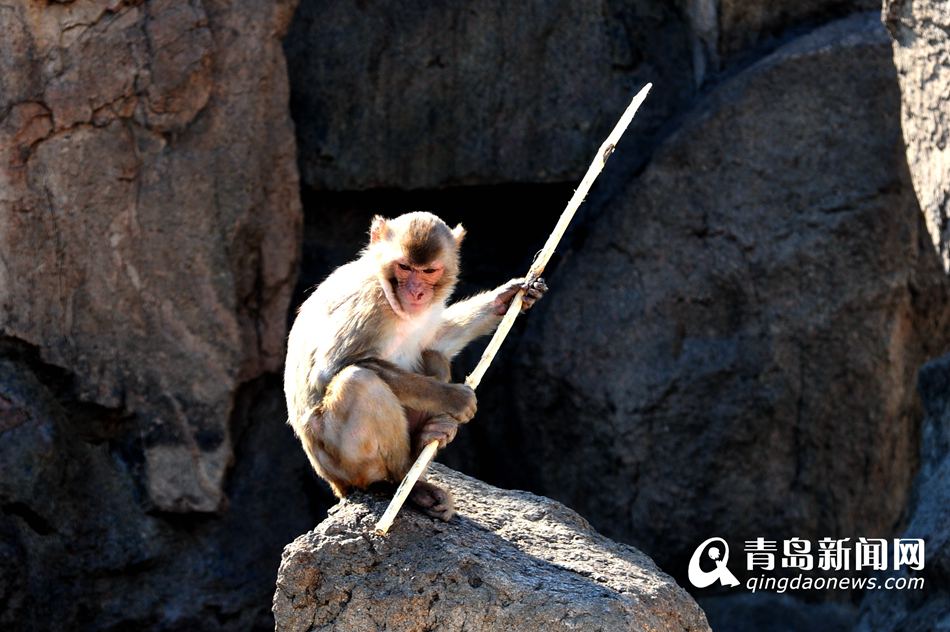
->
[717,0,879,58]
[273,465,710,632]
[685,0,878,84]
[505,12,950,574]
[283,0,695,190]
[699,592,857,632]
[855,355,950,631]
[918,354,950,478]
[857,0,950,616]
[0,0,302,511]
[0,348,332,631]
[901,360,950,585]
[904,455,950,588]
[884,0,950,271]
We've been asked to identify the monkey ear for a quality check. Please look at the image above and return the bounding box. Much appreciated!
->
[370,215,391,244]
[451,223,466,245]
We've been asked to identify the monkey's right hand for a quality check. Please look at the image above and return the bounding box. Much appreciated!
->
[442,383,477,423]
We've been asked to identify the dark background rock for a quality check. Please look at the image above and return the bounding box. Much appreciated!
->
[274,465,711,632]
[853,0,950,626]
[0,342,332,630]
[855,355,950,631]
[699,592,857,632]
[684,0,881,86]
[502,12,949,582]
[716,0,881,59]
[284,0,695,190]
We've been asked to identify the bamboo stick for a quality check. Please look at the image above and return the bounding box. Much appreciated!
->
[375,83,652,535]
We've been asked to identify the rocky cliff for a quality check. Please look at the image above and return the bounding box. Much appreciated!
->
[0,0,301,513]
[0,1,325,629]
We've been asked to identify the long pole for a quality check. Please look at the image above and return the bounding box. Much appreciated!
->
[375,83,653,535]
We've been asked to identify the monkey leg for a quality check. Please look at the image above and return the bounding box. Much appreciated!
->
[411,350,461,449]
[295,418,351,498]
[307,366,412,493]
[403,408,457,521]
[405,353,460,520]
[315,366,456,521]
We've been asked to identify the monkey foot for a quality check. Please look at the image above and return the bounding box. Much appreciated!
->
[409,480,455,521]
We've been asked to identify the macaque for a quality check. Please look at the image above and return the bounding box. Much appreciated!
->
[284,212,546,520]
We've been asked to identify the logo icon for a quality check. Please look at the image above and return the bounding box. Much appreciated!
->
[688,537,741,588]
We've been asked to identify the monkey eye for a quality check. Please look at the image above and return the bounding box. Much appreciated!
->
[422,268,437,274]
[396,263,411,271]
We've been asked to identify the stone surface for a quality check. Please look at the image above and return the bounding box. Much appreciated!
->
[503,12,950,574]
[855,355,950,631]
[918,353,950,481]
[0,0,302,511]
[273,464,710,632]
[0,349,332,631]
[284,0,695,190]
[884,49,950,630]
[885,0,950,271]
[717,0,879,58]
[685,0,878,84]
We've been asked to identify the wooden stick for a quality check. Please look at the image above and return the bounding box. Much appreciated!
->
[374,83,653,535]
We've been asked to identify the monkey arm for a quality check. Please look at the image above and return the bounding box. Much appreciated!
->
[430,291,501,359]
[355,358,477,422]
[431,277,547,359]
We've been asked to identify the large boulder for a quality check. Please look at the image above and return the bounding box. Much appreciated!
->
[884,0,950,271]
[273,465,711,632]
[283,0,695,190]
[0,0,302,512]
[503,12,949,573]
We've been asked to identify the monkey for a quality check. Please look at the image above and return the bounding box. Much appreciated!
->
[284,212,547,520]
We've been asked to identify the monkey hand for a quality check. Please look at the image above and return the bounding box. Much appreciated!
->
[417,414,460,450]
[493,277,548,315]
[442,383,477,423]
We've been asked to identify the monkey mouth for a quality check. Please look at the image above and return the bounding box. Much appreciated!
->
[402,296,429,311]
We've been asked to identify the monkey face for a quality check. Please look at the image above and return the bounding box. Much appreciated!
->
[393,260,445,315]
[370,212,462,318]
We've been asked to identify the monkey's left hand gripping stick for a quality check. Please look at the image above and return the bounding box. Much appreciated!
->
[374,83,653,535]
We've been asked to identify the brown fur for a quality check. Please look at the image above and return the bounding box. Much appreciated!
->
[420,349,452,383]
[400,214,449,265]
[354,357,475,419]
